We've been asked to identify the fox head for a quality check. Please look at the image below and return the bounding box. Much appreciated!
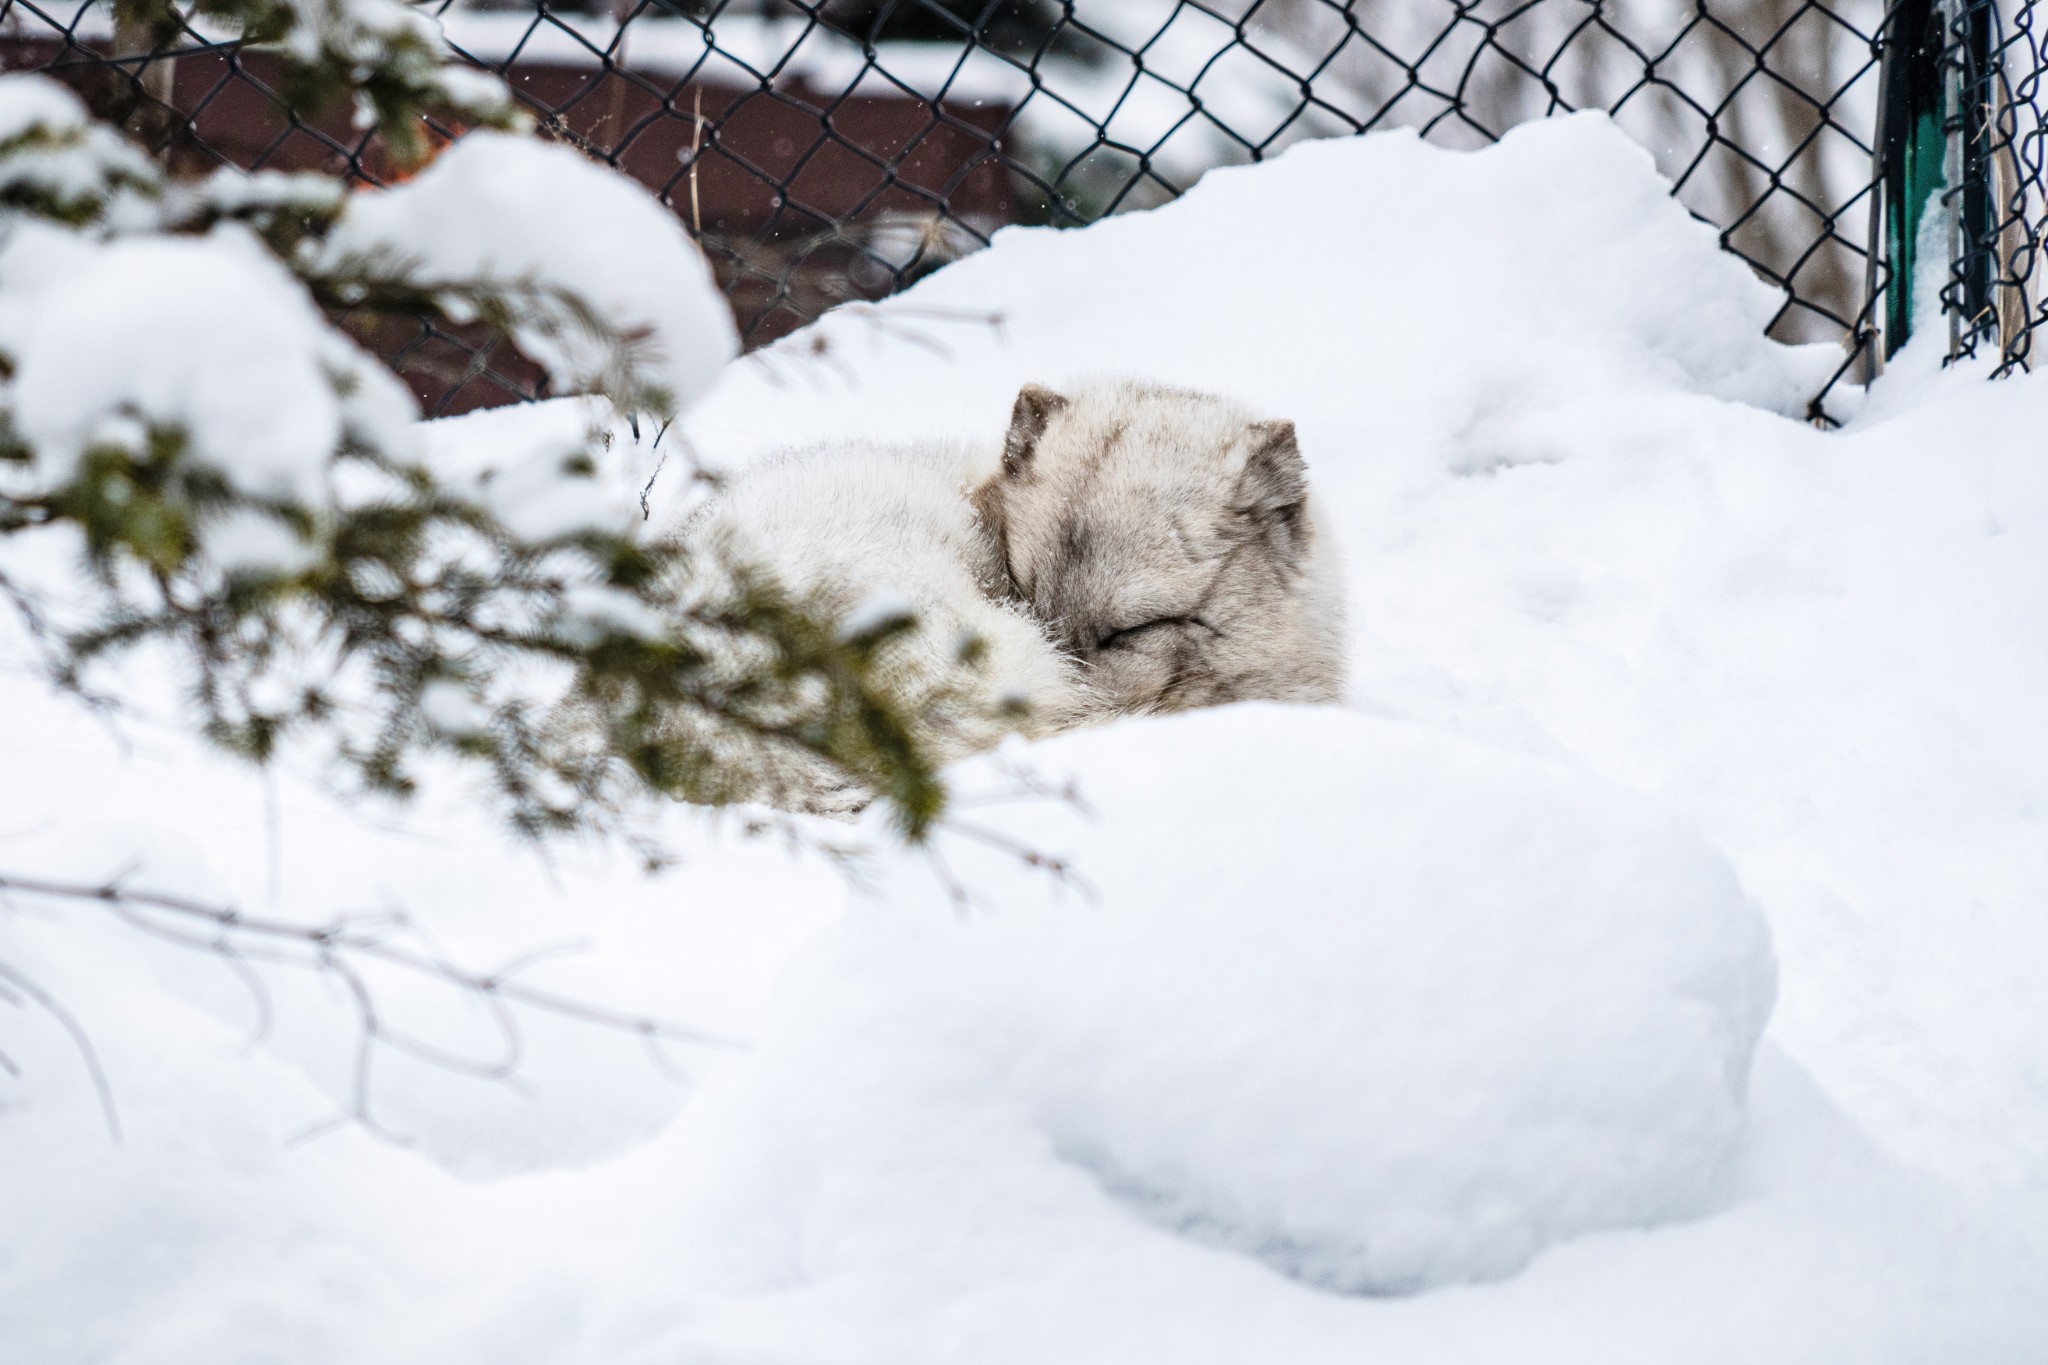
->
[972,378,1344,716]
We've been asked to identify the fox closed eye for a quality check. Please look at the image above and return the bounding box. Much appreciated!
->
[1095,616,1216,650]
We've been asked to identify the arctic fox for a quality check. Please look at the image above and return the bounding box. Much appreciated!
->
[972,378,1346,715]
[652,380,1345,816]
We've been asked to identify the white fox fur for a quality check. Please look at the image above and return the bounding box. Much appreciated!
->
[675,439,1083,811]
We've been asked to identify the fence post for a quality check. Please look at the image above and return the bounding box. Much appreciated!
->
[1874,0,1948,363]
[1874,0,2009,366]
[1950,0,2007,356]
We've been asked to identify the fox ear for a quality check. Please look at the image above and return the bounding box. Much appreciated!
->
[1003,384,1068,477]
[1238,419,1310,564]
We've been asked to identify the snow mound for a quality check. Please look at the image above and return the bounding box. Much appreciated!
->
[688,705,1776,1297]
[324,132,736,414]
[667,112,1837,501]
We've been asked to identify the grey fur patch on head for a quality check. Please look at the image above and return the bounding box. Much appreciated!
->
[974,378,1347,718]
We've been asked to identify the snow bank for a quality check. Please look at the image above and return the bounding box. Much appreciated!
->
[675,706,1776,1298]
[671,112,1835,497]
[323,132,737,414]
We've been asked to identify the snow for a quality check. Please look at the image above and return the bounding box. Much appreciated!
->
[554,582,669,645]
[695,706,1779,1299]
[417,679,493,738]
[673,114,1835,499]
[0,68,91,143]
[0,2,515,130]
[321,131,738,416]
[202,506,324,577]
[674,114,2043,1189]
[0,73,162,229]
[177,166,344,222]
[272,0,452,72]
[438,10,1031,105]
[4,110,2048,1363]
[414,396,648,541]
[0,219,417,508]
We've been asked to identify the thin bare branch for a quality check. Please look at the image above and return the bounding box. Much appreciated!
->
[0,957,122,1142]
[0,868,750,1145]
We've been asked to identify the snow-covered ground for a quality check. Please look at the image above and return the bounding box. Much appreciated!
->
[4,113,2047,1362]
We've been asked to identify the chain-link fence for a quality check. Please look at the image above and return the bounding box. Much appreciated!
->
[6,0,2045,421]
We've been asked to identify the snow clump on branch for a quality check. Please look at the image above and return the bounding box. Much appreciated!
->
[0,220,417,516]
[0,75,161,228]
[320,132,738,416]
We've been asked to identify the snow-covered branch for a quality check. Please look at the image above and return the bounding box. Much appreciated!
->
[114,0,525,167]
[0,71,951,844]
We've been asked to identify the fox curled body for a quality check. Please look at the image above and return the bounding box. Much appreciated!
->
[649,378,1347,818]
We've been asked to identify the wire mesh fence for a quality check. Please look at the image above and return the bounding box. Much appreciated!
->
[5,0,2045,422]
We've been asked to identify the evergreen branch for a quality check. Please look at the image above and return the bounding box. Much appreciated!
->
[112,0,526,170]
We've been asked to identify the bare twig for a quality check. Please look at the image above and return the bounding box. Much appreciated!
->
[920,837,974,913]
[0,868,747,1145]
[0,564,51,644]
[98,893,276,1053]
[947,756,1093,816]
[0,957,122,1141]
[0,750,1078,1145]
[741,300,1008,389]
[928,817,1095,909]
[0,872,748,1048]
[830,302,1007,361]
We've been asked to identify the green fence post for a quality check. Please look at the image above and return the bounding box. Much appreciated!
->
[1874,0,2007,366]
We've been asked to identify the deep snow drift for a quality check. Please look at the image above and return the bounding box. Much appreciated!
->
[3,113,2047,1364]
[667,707,1781,1302]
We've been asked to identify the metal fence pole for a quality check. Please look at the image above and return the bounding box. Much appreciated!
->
[1874,0,2019,364]
[1876,0,1948,360]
